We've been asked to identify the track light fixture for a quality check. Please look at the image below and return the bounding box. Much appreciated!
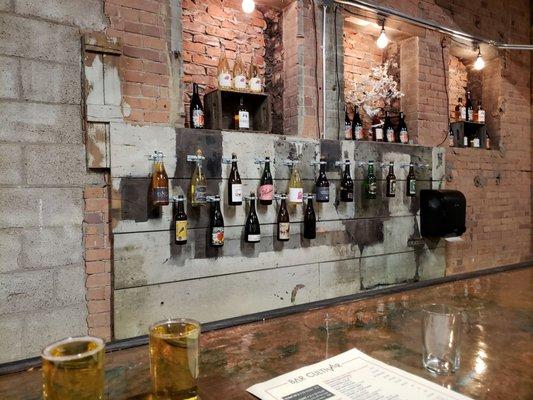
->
[376,20,389,49]
[474,47,485,70]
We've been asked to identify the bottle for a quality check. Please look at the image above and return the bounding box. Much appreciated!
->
[364,161,377,199]
[398,112,409,144]
[228,153,242,206]
[372,115,384,142]
[174,195,187,245]
[448,129,455,147]
[190,83,204,129]
[209,195,224,247]
[315,158,329,203]
[189,149,207,207]
[288,164,303,204]
[217,44,232,89]
[472,136,480,148]
[151,151,169,206]
[465,91,473,121]
[277,194,290,241]
[249,50,262,93]
[385,162,396,198]
[234,97,250,130]
[406,163,416,197]
[485,132,491,150]
[477,103,485,123]
[233,50,247,90]
[258,157,273,205]
[344,105,352,140]
[456,97,466,120]
[339,161,354,202]
[463,133,469,147]
[352,105,364,140]
[303,195,316,240]
[384,111,395,143]
[244,193,261,243]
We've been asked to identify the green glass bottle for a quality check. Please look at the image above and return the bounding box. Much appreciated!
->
[365,161,377,199]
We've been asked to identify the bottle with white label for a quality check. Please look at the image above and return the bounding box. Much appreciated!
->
[228,153,242,206]
[288,164,303,204]
[477,103,485,123]
[277,194,290,242]
[372,115,384,142]
[398,112,409,144]
[233,50,247,90]
[249,49,262,93]
[352,105,364,140]
[234,97,250,130]
[244,193,261,243]
[217,44,232,89]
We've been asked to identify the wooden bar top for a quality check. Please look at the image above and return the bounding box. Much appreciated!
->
[1,267,532,399]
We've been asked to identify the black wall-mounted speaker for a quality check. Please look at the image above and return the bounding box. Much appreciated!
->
[420,190,466,238]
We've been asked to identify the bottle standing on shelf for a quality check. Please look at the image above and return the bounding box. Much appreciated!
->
[485,132,491,150]
[228,153,243,206]
[448,129,455,147]
[463,132,469,147]
[406,163,416,197]
[277,194,290,242]
[189,149,207,207]
[364,161,377,199]
[249,50,262,93]
[384,111,395,143]
[234,97,250,130]
[244,193,261,243]
[288,164,303,204]
[477,103,485,123]
[174,195,187,245]
[209,195,224,247]
[344,106,352,140]
[259,157,274,205]
[233,50,247,90]
[339,161,354,202]
[398,112,409,144]
[386,162,396,198]
[465,91,473,121]
[303,195,316,240]
[455,97,466,120]
[471,136,480,148]
[372,115,384,142]
[151,152,169,206]
[217,44,232,89]
[315,158,329,203]
[190,83,204,129]
[352,105,364,141]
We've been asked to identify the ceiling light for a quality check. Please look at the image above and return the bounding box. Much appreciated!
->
[474,49,485,70]
[376,21,389,49]
[242,0,255,14]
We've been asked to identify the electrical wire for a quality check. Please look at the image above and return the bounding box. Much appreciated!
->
[334,4,341,140]
[436,36,451,147]
[311,1,321,139]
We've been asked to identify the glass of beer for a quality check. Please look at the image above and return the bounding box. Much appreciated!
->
[41,336,105,400]
[149,318,200,400]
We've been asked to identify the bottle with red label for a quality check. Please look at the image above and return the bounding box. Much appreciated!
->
[209,195,224,247]
[259,157,274,205]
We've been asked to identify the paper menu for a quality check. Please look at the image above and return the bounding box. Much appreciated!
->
[247,348,472,400]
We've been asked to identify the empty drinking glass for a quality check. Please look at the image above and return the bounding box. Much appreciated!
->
[422,304,462,375]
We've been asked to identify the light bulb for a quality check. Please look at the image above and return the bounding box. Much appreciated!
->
[474,53,485,70]
[242,0,255,14]
[376,29,389,49]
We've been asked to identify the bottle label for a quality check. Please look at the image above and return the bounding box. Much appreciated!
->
[386,128,395,142]
[477,110,485,123]
[289,187,303,203]
[368,182,377,196]
[238,111,250,129]
[315,186,329,202]
[247,234,261,242]
[400,128,408,144]
[460,107,466,120]
[278,222,290,240]
[388,179,396,195]
[449,133,454,147]
[344,123,352,140]
[467,108,473,120]
[259,184,274,200]
[375,128,383,140]
[249,77,262,92]
[342,190,353,201]
[234,75,247,89]
[194,186,207,203]
[192,109,204,128]
[231,184,243,203]
[175,220,187,242]
[211,227,224,245]
[409,180,416,195]
[473,138,480,148]
[218,73,232,88]
[152,187,168,204]
[354,125,364,140]
[463,136,468,146]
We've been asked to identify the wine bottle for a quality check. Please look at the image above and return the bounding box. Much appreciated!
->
[398,112,409,144]
[315,157,329,203]
[189,149,207,207]
[385,162,396,197]
[339,161,354,202]
[344,105,352,140]
[217,44,232,89]
[456,97,466,120]
[364,161,377,199]
[228,153,242,206]
[234,96,250,130]
[352,105,364,141]
[233,49,247,90]
[384,111,395,143]
[372,115,384,142]
[244,193,261,243]
[448,129,455,147]
[477,103,485,123]
[210,195,224,247]
[303,195,316,239]
[190,83,204,129]
[174,195,187,245]
[465,90,473,121]
[485,132,491,150]
[258,157,274,205]
[277,194,290,241]
[406,163,416,197]
[249,49,262,93]
[151,151,169,206]
[288,163,303,204]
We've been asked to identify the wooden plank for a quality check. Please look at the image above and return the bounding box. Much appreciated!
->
[84,52,104,106]
[83,32,122,55]
[86,104,123,122]
[86,122,110,169]
[103,54,122,106]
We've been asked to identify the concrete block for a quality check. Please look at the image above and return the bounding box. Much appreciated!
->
[360,252,417,289]
[22,226,83,269]
[0,268,56,314]
[0,228,23,273]
[0,14,79,64]
[20,59,81,104]
[0,102,82,144]
[0,188,83,229]
[0,315,24,363]
[0,143,24,185]
[319,259,361,299]
[55,264,86,306]
[15,0,106,30]
[0,56,20,99]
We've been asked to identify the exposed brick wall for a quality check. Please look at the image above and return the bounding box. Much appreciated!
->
[448,55,467,116]
[264,8,284,134]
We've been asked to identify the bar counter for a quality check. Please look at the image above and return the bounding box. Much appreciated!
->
[1,267,531,399]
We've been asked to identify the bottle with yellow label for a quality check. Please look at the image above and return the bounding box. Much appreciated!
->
[174,195,187,245]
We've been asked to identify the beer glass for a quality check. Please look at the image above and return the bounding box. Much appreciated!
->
[422,304,462,375]
[149,318,200,400]
[41,336,105,400]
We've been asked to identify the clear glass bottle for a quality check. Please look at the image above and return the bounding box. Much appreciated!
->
[249,49,262,93]
[151,151,169,206]
[233,50,247,90]
[288,163,303,204]
[217,44,232,89]
[189,149,207,207]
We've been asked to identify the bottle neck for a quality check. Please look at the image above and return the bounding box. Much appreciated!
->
[264,161,270,172]
[176,200,184,213]
[154,160,165,173]
[368,164,374,174]
[280,198,287,209]
[344,164,350,174]
[388,164,394,173]
[319,163,326,174]
[249,197,256,211]
[307,198,313,208]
